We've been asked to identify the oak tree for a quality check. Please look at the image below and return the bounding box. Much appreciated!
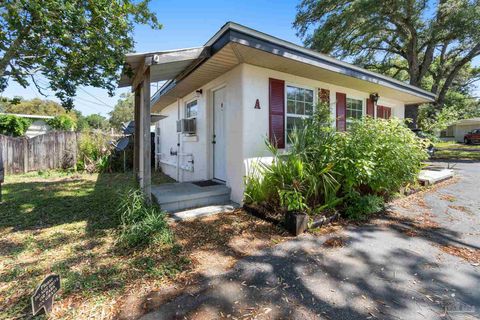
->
[0,0,161,110]
[294,0,480,108]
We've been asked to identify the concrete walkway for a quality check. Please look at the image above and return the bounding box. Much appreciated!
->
[141,161,480,320]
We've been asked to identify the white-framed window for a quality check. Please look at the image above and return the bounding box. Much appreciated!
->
[286,85,314,143]
[346,97,363,128]
[185,99,198,118]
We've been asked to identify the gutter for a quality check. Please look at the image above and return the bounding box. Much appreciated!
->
[152,22,436,105]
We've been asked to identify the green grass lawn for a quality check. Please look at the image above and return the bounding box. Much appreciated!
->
[433,141,480,160]
[0,170,184,320]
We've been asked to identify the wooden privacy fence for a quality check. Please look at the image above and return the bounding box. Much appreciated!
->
[0,132,80,174]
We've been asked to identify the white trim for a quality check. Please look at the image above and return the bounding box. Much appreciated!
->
[284,82,316,147]
[184,98,198,119]
[206,22,435,100]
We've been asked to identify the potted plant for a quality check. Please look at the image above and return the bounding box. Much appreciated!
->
[279,190,309,236]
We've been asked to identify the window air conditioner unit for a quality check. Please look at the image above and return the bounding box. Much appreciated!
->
[176,118,196,134]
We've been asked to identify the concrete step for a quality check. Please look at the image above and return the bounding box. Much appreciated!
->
[151,182,232,213]
[419,169,454,185]
[170,202,239,221]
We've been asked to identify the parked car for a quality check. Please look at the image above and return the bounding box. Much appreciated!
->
[464,129,480,144]
[411,129,435,157]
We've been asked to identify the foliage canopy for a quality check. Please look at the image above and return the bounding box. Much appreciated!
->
[0,0,161,110]
[294,0,480,108]
[0,114,32,136]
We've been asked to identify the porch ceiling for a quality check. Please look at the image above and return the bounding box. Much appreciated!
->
[151,43,240,113]
[118,47,209,88]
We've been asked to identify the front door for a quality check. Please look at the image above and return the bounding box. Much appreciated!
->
[213,87,226,182]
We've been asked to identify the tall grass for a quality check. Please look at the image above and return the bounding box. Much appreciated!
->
[117,189,173,248]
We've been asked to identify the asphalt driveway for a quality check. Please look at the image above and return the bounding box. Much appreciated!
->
[140,161,480,320]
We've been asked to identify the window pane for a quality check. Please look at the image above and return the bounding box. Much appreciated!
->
[305,103,313,115]
[295,102,305,115]
[186,100,198,118]
[287,86,296,100]
[287,100,295,113]
[295,88,303,100]
[304,89,313,103]
[346,98,362,120]
[286,117,295,130]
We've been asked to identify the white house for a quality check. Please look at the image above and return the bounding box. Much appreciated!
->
[441,118,480,142]
[0,113,53,138]
[119,22,435,208]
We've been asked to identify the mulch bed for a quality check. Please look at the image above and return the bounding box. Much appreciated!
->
[437,245,480,265]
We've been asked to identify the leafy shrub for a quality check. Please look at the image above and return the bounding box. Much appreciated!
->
[117,188,173,248]
[279,189,308,212]
[77,132,112,172]
[244,102,340,214]
[47,114,77,131]
[335,117,428,195]
[0,114,32,136]
[244,103,428,221]
[344,193,385,220]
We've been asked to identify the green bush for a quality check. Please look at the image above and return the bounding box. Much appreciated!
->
[244,102,340,214]
[77,132,112,172]
[47,115,77,131]
[0,114,32,136]
[117,188,173,249]
[335,117,428,195]
[344,192,385,220]
[244,103,428,220]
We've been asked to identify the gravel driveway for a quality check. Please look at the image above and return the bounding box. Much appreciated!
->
[141,161,480,320]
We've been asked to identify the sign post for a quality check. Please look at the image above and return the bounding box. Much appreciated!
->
[31,274,61,316]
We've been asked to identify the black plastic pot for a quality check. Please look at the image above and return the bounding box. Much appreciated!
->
[284,211,308,236]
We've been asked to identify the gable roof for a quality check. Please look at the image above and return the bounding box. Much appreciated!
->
[120,22,436,111]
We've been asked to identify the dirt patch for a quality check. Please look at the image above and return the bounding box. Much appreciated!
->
[438,245,480,265]
[448,205,473,215]
[115,210,289,319]
[440,194,456,202]
[323,236,347,248]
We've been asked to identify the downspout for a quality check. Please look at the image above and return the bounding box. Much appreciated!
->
[176,98,181,182]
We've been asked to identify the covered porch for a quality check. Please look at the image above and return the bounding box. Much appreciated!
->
[118,47,210,201]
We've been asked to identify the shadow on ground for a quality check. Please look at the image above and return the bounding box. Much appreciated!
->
[135,162,480,320]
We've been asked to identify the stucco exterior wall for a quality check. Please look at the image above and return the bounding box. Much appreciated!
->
[157,64,244,202]
[157,63,408,205]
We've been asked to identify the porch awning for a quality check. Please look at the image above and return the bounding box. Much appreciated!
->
[118,47,210,88]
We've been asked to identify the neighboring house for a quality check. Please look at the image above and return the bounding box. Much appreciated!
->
[120,22,435,204]
[0,113,53,138]
[441,118,480,142]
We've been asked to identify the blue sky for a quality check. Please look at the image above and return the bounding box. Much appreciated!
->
[2,1,479,116]
[2,1,301,117]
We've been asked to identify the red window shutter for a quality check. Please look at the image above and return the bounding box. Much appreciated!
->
[269,78,285,148]
[366,98,374,117]
[377,105,391,119]
[385,107,392,119]
[319,89,330,104]
[377,105,385,119]
[336,92,347,131]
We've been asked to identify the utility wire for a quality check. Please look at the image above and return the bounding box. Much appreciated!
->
[77,86,113,109]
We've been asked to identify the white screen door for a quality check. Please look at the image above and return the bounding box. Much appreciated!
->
[213,87,226,182]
